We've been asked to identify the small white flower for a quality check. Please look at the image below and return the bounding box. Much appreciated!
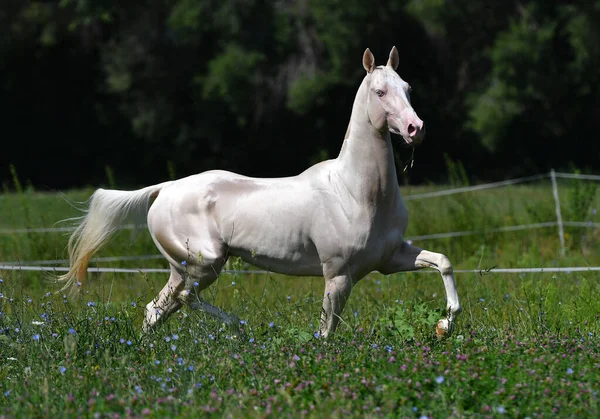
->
[31,321,45,326]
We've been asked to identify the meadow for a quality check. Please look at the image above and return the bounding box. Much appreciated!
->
[1,171,600,417]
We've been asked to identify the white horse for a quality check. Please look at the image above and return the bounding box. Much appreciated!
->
[58,47,461,338]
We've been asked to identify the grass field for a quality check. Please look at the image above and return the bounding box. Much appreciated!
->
[1,174,600,417]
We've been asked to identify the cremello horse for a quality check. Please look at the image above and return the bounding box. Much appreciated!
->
[58,47,461,338]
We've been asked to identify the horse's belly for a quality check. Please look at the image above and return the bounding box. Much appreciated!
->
[229,246,323,276]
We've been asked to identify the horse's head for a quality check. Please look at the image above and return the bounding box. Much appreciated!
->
[362,47,424,145]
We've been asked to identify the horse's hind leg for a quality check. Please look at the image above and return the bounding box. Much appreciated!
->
[143,267,186,333]
[184,262,241,332]
[143,263,239,332]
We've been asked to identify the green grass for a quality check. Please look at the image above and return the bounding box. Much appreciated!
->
[1,177,600,416]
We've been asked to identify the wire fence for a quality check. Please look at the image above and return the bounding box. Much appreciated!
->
[1,170,600,276]
[1,263,600,276]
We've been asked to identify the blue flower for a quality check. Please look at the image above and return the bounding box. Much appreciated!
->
[249,337,255,343]
[435,376,444,384]
[87,301,95,307]
[68,328,76,335]
[496,406,506,414]
[59,366,67,374]
[268,322,275,328]
[372,344,378,349]
[567,368,574,374]
[127,340,132,346]
[33,334,40,341]
[188,366,194,371]
[4,390,10,397]
[171,334,179,340]
[171,344,177,351]
[385,345,393,353]
[193,282,199,287]
[231,281,236,286]
[131,302,136,307]
[181,260,187,266]
[240,320,247,325]
[120,338,125,344]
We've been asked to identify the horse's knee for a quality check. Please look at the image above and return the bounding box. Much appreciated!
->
[437,254,453,276]
[326,276,352,300]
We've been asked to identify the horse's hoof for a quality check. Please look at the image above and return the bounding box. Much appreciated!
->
[436,318,454,339]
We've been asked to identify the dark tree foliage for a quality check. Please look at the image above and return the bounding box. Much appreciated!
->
[1,0,599,189]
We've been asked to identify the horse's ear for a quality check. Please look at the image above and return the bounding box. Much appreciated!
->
[387,46,399,70]
[363,48,375,73]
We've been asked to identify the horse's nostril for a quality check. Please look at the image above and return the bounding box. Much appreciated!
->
[407,124,416,136]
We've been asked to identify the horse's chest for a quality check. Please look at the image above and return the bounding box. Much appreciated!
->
[345,207,400,254]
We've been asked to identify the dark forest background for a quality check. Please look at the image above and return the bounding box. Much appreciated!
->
[1,0,599,190]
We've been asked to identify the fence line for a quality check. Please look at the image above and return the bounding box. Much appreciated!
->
[1,264,600,276]
[409,222,561,241]
[0,264,266,275]
[0,254,165,266]
[402,173,550,201]
[0,224,139,235]
[554,172,600,181]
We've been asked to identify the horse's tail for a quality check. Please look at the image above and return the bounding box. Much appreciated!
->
[57,181,172,293]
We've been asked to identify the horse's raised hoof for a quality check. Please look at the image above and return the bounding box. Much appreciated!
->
[435,318,454,339]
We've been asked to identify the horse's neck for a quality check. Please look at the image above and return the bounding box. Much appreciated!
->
[335,79,398,201]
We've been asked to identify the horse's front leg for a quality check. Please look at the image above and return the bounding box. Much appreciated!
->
[381,241,462,338]
[320,274,353,338]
